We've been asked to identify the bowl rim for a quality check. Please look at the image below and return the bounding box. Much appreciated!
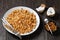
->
[2,6,40,36]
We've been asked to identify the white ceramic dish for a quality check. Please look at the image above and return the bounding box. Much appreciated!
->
[2,6,40,36]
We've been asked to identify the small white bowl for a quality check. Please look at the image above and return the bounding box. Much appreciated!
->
[2,6,40,36]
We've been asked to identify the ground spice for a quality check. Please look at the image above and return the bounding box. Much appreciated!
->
[45,22,57,31]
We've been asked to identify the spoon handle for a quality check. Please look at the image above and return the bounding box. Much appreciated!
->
[46,24,53,34]
[15,33,22,40]
[44,18,53,34]
[2,18,22,40]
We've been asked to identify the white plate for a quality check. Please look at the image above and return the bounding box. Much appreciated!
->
[2,6,40,36]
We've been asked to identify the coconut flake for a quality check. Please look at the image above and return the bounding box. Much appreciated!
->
[47,7,55,16]
[36,4,46,12]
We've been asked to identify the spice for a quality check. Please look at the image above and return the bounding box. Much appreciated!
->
[45,22,57,31]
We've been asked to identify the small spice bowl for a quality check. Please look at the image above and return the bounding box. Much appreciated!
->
[44,19,58,35]
[44,18,60,36]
